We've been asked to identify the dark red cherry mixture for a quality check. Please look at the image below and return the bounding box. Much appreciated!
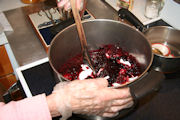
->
[58,44,141,86]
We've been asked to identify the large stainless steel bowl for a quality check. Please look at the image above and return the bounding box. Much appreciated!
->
[48,19,164,120]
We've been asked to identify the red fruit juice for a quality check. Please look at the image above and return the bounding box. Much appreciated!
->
[58,44,141,86]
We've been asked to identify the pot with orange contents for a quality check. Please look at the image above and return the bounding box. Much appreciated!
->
[118,8,180,73]
[48,19,165,120]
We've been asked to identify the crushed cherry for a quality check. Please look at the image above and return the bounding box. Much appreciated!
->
[58,44,141,86]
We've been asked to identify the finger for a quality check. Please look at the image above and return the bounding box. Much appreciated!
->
[64,2,71,11]
[107,101,134,113]
[111,97,133,106]
[103,87,131,101]
[101,112,119,118]
[76,0,84,10]
[57,0,69,8]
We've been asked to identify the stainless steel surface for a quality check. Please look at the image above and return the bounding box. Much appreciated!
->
[49,19,153,83]
[0,23,4,34]
[49,19,164,120]
[144,26,180,73]
[4,0,119,66]
[71,0,96,73]
[118,8,180,73]
[145,26,180,57]
[86,0,119,20]
[4,8,47,66]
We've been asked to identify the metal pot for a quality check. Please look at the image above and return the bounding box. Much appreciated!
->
[48,19,164,120]
[118,8,180,73]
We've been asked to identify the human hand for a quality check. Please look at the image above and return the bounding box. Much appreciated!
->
[57,0,84,11]
[47,78,134,120]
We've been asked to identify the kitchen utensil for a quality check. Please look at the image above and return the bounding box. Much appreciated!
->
[48,19,164,120]
[152,47,164,56]
[118,8,180,73]
[70,0,95,73]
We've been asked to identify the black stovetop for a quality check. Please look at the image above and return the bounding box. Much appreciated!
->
[20,61,180,120]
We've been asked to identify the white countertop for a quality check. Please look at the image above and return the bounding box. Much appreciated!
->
[0,32,8,45]
[160,0,180,30]
[105,0,161,25]
[105,0,180,30]
[0,0,27,12]
[0,0,26,45]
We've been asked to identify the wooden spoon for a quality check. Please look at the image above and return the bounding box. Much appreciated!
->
[70,0,96,73]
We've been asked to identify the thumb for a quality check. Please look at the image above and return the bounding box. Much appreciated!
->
[76,0,84,10]
[57,0,69,8]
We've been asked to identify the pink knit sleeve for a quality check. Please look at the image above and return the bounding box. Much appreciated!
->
[0,94,52,120]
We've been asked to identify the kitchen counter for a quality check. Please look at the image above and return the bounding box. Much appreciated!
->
[3,0,180,66]
[4,7,47,66]
[4,0,119,66]
[0,0,27,12]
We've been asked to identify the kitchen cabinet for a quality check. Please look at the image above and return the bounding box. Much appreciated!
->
[0,45,17,90]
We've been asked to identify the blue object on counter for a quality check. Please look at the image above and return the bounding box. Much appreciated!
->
[39,26,56,45]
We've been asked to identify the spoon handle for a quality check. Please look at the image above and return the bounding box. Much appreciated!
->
[70,0,87,51]
[70,0,96,73]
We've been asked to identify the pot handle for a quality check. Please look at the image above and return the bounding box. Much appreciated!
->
[129,69,165,100]
[3,81,25,103]
[118,8,146,32]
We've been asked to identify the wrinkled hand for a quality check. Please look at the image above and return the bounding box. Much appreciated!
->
[57,0,84,11]
[48,78,133,120]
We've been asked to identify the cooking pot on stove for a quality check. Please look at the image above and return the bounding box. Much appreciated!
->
[48,19,164,120]
[118,8,180,73]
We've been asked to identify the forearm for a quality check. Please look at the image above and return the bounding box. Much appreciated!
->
[0,94,51,120]
[46,93,61,117]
